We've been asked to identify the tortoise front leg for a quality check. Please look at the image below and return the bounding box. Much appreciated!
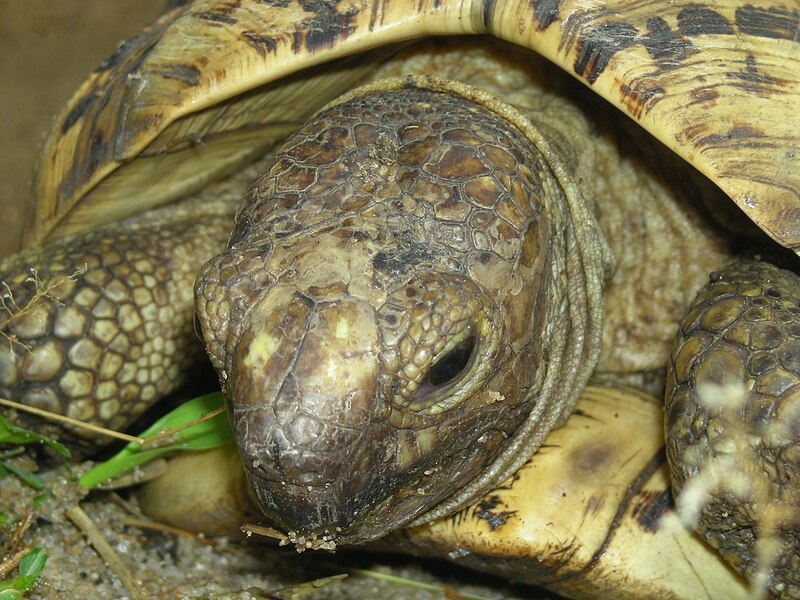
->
[0,197,234,453]
[666,260,800,598]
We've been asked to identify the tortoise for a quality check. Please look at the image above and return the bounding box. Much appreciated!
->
[1,0,798,598]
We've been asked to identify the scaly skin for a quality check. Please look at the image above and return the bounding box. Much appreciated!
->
[667,261,800,599]
[0,197,235,452]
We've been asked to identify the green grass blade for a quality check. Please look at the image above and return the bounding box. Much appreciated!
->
[79,392,232,489]
[0,416,70,458]
[0,461,43,491]
[0,547,48,596]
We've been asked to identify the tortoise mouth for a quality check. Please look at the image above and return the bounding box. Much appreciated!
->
[242,434,496,548]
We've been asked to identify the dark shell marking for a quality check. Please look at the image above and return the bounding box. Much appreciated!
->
[735,5,800,41]
[531,0,560,31]
[542,3,799,89]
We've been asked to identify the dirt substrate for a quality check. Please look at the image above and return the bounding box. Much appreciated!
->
[2,461,554,599]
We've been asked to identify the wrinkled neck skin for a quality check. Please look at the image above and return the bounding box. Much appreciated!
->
[194,78,607,546]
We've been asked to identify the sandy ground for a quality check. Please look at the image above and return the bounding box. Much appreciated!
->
[3,463,545,599]
[0,3,554,598]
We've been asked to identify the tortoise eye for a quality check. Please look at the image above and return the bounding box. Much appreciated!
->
[425,335,476,389]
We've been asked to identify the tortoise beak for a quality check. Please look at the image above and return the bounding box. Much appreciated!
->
[227,286,390,543]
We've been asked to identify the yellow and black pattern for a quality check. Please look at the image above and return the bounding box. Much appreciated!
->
[29,0,798,250]
[4,1,799,596]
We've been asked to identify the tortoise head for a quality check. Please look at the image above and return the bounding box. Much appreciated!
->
[194,79,598,546]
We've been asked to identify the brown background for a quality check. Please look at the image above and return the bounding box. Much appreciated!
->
[0,0,166,259]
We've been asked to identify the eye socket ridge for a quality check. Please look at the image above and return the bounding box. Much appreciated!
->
[412,332,478,408]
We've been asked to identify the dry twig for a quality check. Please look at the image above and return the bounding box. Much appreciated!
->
[66,505,146,600]
[0,267,87,351]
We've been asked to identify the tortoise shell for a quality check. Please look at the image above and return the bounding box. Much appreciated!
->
[27,0,800,251]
